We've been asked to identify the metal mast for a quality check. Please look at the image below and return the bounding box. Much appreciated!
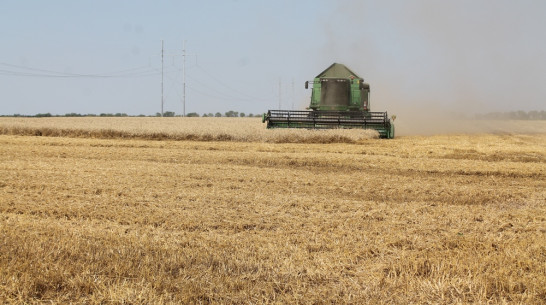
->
[161,40,164,117]
[160,40,194,117]
[182,40,186,117]
[181,41,195,117]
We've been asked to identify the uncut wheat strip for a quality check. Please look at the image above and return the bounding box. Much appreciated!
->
[0,125,379,143]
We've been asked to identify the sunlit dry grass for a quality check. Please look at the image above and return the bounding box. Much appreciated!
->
[0,120,545,304]
[0,117,379,143]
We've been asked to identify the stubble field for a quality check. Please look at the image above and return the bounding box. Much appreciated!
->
[0,118,545,304]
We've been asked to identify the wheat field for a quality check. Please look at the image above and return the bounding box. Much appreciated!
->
[0,118,545,304]
[0,117,379,143]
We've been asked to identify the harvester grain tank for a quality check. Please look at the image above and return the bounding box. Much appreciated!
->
[262,63,395,138]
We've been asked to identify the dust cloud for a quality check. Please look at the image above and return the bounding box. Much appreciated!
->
[311,1,546,135]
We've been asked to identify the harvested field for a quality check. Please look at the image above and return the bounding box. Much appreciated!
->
[0,118,545,304]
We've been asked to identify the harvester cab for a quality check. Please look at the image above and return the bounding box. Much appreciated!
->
[263,63,394,138]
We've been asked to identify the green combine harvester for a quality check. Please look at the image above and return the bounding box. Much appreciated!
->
[263,63,395,138]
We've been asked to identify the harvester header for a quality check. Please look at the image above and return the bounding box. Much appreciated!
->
[263,63,394,138]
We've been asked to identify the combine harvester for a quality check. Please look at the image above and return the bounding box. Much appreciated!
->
[263,63,395,138]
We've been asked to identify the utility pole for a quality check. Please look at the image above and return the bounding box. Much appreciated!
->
[181,41,196,117]
[161,40,164,117]
[159,40,195,117]
[182,41,186,117]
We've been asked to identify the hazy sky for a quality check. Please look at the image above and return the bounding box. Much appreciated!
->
[1,0,545,116]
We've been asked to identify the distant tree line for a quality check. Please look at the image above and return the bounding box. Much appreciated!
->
[156,110,261,117]
[4,113,133,118]
[474,110,546,120]
[2,110,263,118]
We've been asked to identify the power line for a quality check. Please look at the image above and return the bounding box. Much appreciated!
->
[181,41,196,117]
[161,40,164,116]
[194,63,273,102]
[157,41,196,117]
[163,68,184,109]
[186,74,261,102]
[1,56,290,114]
[186,85,239,101]
[0,62,159,78]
